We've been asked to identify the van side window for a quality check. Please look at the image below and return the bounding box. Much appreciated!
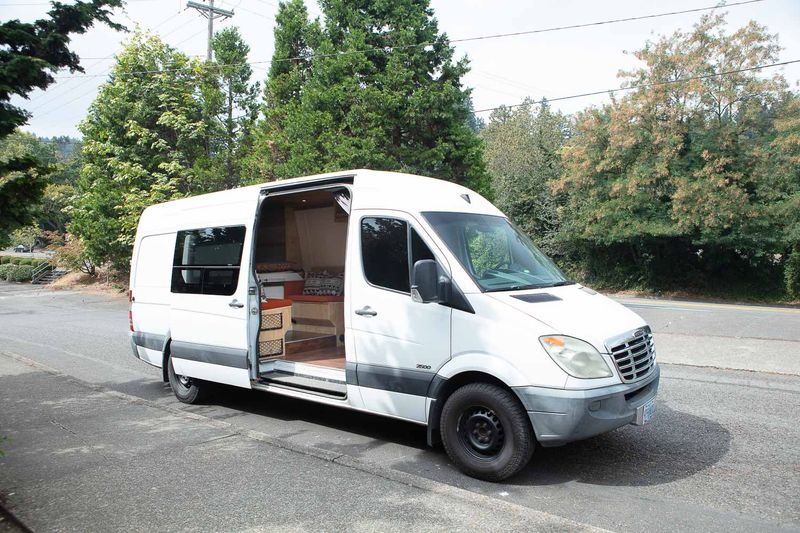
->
[361,217,410,293]
[171,226,246,296]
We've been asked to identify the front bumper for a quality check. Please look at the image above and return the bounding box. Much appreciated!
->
[513,364,659,447]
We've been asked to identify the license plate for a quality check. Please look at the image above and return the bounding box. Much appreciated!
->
[634,398,655,425]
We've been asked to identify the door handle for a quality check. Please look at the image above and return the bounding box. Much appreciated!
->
[228,299,245,308]
[355,306,377,317]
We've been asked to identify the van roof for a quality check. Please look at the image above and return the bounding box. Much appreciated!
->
[137,169,502,235]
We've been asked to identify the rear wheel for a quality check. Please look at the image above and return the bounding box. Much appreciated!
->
[440,382,534,481]
[167,357,209,404]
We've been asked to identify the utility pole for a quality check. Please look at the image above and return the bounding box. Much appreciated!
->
[186,0,234,61]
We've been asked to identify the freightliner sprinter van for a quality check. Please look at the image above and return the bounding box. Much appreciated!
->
[129,169,659,481]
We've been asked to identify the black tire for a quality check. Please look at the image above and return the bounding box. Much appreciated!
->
[167,357,210,404]
[440,382,534,481]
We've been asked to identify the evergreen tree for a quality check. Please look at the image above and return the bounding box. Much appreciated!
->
[0,0,122,246]
[197,27,260,190]
[71,31,205,272]
[244,0,318,181]
[251,0,487,192]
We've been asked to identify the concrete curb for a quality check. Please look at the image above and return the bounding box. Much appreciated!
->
[2,350,607,532]
[0,500,33,533]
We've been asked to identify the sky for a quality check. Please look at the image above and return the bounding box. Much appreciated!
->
[4,0,800,138]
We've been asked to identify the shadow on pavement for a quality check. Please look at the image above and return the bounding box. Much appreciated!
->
[107,377,730,489]
[508,402,731,487]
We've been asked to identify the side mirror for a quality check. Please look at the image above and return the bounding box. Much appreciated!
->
[411,260,450,303]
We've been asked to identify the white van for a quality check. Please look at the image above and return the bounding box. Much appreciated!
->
[129,169,658,481]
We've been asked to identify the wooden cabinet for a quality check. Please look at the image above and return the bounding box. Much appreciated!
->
[291,300,344,343]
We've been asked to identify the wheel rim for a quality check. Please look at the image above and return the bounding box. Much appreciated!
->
[177,373,192,388]
[457,405,505,459]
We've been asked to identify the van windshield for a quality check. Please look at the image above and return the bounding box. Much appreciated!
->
[422,212,571,292]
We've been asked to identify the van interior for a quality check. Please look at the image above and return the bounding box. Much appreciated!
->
[253,187,350,397]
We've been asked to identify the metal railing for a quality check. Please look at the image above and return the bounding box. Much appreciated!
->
[31,261,53,283]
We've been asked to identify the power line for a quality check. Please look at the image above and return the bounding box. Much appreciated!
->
[50,0,765,80]
[450,0,765,44]
[26,10,188,113]
[472,59,800,114]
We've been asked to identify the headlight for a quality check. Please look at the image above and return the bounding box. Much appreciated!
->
[539,335,612,379]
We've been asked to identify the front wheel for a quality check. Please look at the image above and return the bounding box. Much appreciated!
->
[440,382,534,481]
[167,357,210,404]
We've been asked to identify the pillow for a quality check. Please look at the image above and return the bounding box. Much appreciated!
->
[303,270,344,296]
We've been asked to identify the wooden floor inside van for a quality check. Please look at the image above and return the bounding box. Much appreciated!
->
[284,330,345,369]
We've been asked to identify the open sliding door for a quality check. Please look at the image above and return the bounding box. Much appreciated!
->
[169,202,257,388]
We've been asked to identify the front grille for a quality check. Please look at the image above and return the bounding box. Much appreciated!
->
[609,329,656,382]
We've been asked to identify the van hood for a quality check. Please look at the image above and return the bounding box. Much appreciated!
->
[487,284,646,353]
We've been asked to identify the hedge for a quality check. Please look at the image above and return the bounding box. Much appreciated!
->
[0,256,10,265]
[7,265,33,282]
[0,264,13,280]
[0,264,34,282]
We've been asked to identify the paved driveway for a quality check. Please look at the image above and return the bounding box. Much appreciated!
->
[0,285,798,531]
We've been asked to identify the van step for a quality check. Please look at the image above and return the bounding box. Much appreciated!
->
[261,370,346,397]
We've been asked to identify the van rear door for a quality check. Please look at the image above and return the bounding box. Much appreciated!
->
[168,221,253,388]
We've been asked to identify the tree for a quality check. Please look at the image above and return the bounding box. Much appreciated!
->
[0,132,80,236]
[557,14,792,290]
[251,0,488,193]
[0,132,54,247]
[766,94,800,297]
[481,99,565,254]
[10,224,40,252]
[71,31,205,272]
[0,1,122,244]
[41,139,82,233]
[244,0,318,181]
[48,233,95,276]
[196,27,260,190]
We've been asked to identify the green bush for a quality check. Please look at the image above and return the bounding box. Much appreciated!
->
[18,258,33,266]
[0,256,10,265]
[0,263,19,281]
[0,264,34,282]
[7,265,33,282]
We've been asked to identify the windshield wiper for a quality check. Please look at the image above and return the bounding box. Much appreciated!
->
[485,284,546,293]
[484,280,576,292]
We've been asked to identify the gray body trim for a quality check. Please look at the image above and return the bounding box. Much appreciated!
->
[514,364,660,447]
[130,336,140,360]
[345,361,358,386]
[171,340,249,369]
[131,331,166,352]
[356,364,435,396]
[343,363,436,397]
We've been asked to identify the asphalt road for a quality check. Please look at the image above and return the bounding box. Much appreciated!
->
[0,283,798,531]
